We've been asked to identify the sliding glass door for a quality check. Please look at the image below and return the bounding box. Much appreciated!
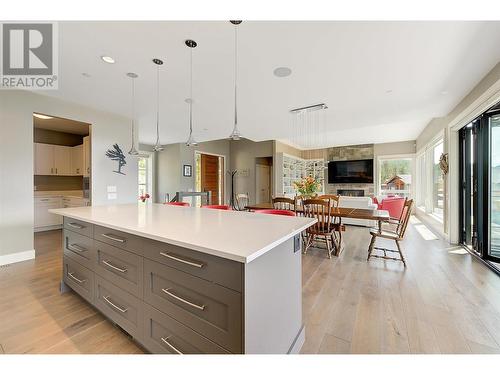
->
[489,113,500,261]
[459,102,500,265]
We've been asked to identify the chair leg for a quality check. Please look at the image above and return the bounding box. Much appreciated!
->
[395,240,407,267]
[367,235,376,261]
[304,233,314,255]
[325,235,332,259]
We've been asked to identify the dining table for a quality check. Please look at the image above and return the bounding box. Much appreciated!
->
[245,203,391,256]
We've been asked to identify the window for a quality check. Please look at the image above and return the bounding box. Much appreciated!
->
[378,157,413,198]
[138,153,153,198]
[415,132,445,226]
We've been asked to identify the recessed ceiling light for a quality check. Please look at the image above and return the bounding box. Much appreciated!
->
[33,113,53,120]
[81,72,91,78]
[273,67,292,78]
[101,55,115,64]
[441,90,448,95]
[385,89,393,94]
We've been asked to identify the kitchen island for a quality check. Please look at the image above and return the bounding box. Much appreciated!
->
[50,203,316,354]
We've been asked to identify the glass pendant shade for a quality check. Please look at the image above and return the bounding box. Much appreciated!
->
[152,58,164,152]
[127,72,139,155]
[229,21,242,140]
[185,40,198,147]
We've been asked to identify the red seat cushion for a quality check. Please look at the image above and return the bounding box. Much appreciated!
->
[256,209,296,217]
[379,197,405,219]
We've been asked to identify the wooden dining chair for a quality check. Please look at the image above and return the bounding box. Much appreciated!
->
[302,199,335,259]
[318,194,344,255]
[272,197,295,211]
[367,198,413,267]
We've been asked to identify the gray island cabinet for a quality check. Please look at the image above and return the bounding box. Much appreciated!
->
[51,204,316,354]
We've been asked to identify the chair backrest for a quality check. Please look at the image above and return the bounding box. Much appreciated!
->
[380,197,406,219]
[257,209,296,217]
[302,199,332,233]
[318,194,340,207]
[272,197,295,211]
[235,193,250,211]
[396,199,413,239]
[164,202,190,207]
[203,205,231,210]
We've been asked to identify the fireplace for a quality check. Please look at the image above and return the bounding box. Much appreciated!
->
[337,189,365,197]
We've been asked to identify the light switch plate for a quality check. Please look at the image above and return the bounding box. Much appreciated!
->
[107,186,117,193]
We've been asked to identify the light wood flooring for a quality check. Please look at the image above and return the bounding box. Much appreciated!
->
[2,219,500,354]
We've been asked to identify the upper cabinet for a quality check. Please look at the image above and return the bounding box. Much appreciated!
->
[71,144,84,175]
[83,136,91,177]
[34,143,55,175]
[34,142,85,176]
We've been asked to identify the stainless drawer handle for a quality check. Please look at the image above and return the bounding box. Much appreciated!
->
[159,252,204,268]
[161,336,183,354]
[101,233,126,243]
[40,198,50,202]
[68,243,87,253]
[103,295,128,313]
[68,222,84,229]
[68,272,86,284]
[102,259,128,273]
[161,288,205,311]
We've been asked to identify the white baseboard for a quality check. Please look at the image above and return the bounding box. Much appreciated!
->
[0,249,35,266]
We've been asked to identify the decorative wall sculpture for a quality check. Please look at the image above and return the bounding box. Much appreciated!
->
[106,144,127,175]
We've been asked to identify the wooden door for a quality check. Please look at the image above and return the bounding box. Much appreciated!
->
[256,164,271,204]
[34,143,54,175]
[201,154,222,205]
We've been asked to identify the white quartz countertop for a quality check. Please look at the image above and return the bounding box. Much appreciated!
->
[50,203,316,263]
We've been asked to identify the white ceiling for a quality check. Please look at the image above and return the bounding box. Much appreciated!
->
[39,21,500,149]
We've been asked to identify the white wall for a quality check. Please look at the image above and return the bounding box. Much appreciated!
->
[0,90,138,259]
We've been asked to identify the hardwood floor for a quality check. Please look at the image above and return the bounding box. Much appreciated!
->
[2,219,500,354]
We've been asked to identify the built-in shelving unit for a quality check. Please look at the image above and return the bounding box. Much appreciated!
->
[275,153,325,198]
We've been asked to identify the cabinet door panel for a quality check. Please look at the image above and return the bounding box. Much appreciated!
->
[54,146,72,175]
[71,144,84,175]
[34,143,54,175]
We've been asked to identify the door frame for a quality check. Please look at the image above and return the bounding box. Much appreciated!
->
[194,151,227,205]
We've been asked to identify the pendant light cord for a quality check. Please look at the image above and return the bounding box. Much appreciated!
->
[189,46,193,136]
[234,24,238,128]
[156,64,160,145]
[131,77,135,140]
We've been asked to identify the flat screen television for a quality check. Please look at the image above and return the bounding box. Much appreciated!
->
[328,159,373,183]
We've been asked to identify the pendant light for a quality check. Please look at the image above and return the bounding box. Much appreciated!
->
[185,39,198,147]
[229,20,242,140]
[126,72,139,155]
[152,58,164,152]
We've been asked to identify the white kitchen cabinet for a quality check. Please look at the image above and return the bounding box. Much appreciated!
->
[34,196,63,229]
[83,136,91,177]
[34,143,79,176]
[71,144,84,175]
[35,143,55,175]
[54,146,72,175]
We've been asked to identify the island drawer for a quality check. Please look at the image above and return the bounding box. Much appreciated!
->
[143,259,242,353]
[63,255,94,303]
[94,241,143,298]
[143,240,243,292]
[94,225,143,256]
[64,217,93,238]
[63,230,95,270]
[142,304,230,354]
[94,275,143,340]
